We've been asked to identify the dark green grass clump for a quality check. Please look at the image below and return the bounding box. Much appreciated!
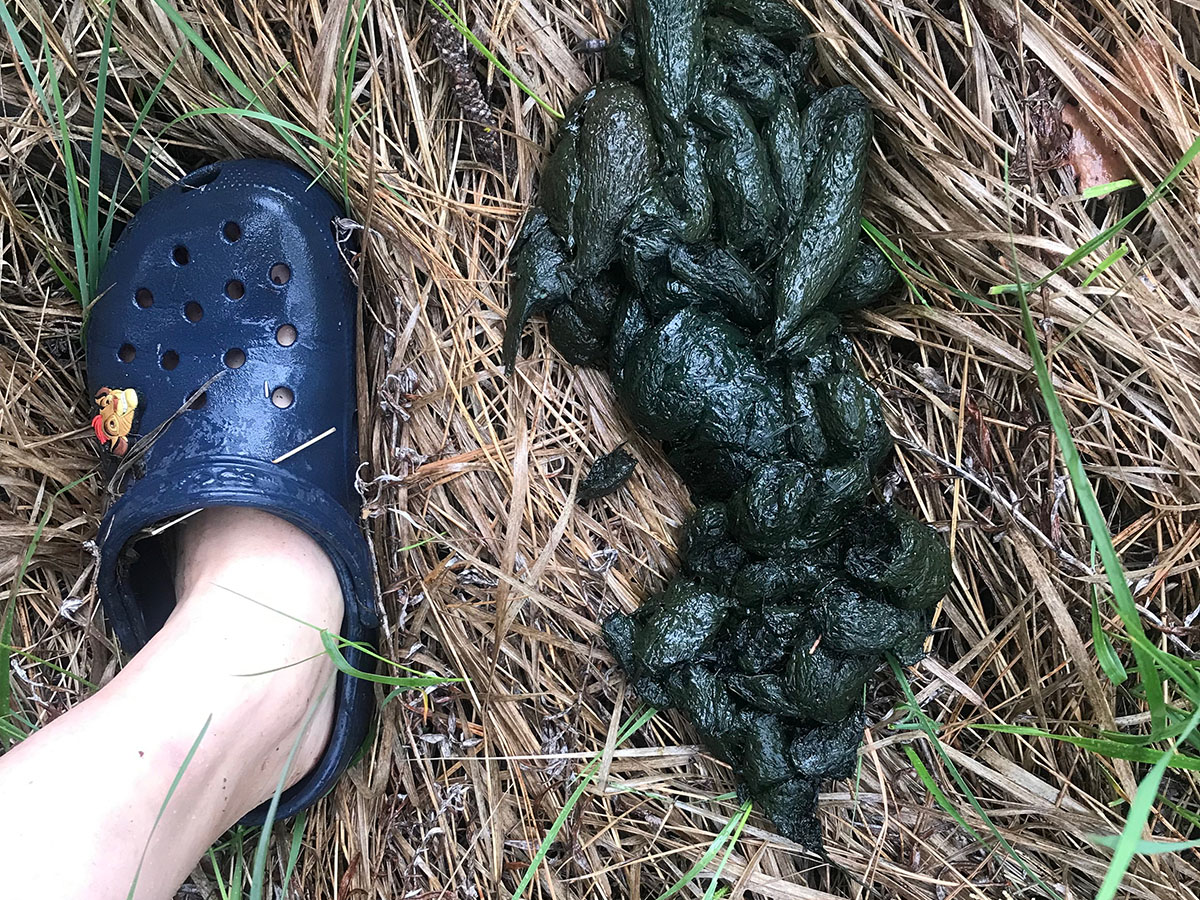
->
[504,0,950,849]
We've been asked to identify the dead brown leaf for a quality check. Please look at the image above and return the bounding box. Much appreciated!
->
[1062,102,1133,190]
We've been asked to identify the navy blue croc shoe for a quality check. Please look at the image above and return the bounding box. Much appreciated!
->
[86,159,379,824]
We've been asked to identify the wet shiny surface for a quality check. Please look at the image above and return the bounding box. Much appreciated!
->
[505,0,950,849]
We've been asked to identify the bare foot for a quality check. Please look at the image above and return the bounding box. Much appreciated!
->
[0,507,343,899]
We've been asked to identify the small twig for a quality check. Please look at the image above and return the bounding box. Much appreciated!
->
[105,372,225,498]
[1135,603,1197,657]
[901,438,1094,575]
[273,426,337,463]
[145,508,202,536]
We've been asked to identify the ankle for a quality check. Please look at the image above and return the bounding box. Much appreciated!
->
[127,506,346,816]
[173,507,344,633]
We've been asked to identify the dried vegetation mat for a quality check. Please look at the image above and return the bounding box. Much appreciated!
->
[2,0,1200,897]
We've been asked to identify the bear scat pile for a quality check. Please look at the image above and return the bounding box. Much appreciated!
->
[504,0,950,850]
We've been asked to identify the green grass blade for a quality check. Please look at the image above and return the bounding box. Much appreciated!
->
[281,810,309,895]
[230,830,246,900]
[1079,244,1129,290]
[1015,286,1172,728]
[158,106,337,152]
[85,3,115,298]
[904,746,986,843]
[616,705,656,743]
[212,585,452,687]
[425,0,560,118]
[1,644,99,690]
[1051,134,1200,282]
[988,281,1024,296]
[319,630,458,690]
[126,715,212,900]
[1161,797,1200,830]
[333,0,369,209]
[510,760,599,900]
[207,830,248,900]
[994,137,1199,299]
[1094,710,1200,900]
[890,660,1060,897]
[0,597,16,750]
[250,677,332,900]
[1089,834,1200,855]
[100,50,183,257]
[701,802,752,900]
[656,802,748,900]
[0,1,54,115]
[510,706,654,900]
[1082,179,1136,200]
[1096,718,1199,746]
[1,473,91,750]
[149,0,317,170]
[1091,594,1128,686]
[1003,165,1199,707]
[236,652,328,678]
[43,37,88,306]
[862,218,997,311]
[208,845,230,900]
[149,0,253,102]
[332,636,447,677]
[0,716,31,743]
[968,724,1200,770]
[43,251,81,302]
[0,8,92,299]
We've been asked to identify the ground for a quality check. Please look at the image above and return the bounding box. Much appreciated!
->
[2,0,1200,898]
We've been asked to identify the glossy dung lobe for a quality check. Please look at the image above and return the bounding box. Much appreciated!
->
[578,446,639,502]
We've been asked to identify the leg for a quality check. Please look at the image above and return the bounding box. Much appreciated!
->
[0,508,344,900]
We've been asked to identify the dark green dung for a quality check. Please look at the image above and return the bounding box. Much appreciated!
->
[571,81,659,278]
[577,446,639,502]
[633,0,706,136]
[773,86,872,355]
[503,0,948,851]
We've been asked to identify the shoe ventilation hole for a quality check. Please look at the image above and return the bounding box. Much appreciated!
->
[135,288,154,308]
[184,301,204,322]
[269,262,291,285]
[276,324,298,346]
[223,221,242,242]
[179,166,220,191]
[225,279,245,300]
[173,245,190,265]
[271,386,294,409]
[161,350,180,370]
[118,343,136,363]
[224,348,246,368]
[186,391,208,410]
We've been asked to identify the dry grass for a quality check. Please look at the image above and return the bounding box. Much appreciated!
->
[3,0,1200,897]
